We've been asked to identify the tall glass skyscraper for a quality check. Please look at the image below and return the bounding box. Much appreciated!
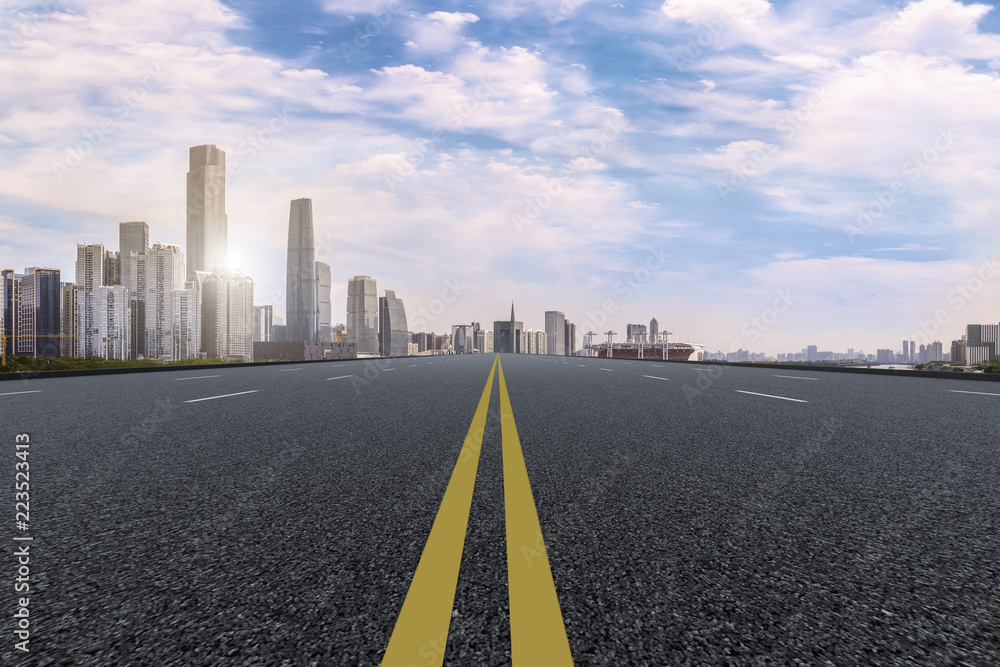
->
[378,290,408,357]
[286,198,317,342]
[186,145,228,281]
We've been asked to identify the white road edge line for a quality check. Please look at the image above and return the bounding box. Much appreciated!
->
[326,375,352,381]
[174,375,221,381]
[949,389,1000,397]
[643,375,670,381]
[735,390,808,403]
[279,368,303,372]
[773,375,819,381]
[185,390,259,403]
[0,390,43,396]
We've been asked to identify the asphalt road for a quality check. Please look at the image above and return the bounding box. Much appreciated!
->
[2,355,999,665]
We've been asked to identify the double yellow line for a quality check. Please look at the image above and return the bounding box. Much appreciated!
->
[381,356,573,666]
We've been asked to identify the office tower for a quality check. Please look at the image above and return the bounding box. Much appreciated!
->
[565,320,576,356]
[94,285,130,360]
[143,243,184,360]
[650,317,659,344]
[473,324,485,354]
[103,250,120,286]
[253,305,274,342]
[965,324,999,365]
[118,221,151,358]
[286,198,317,342]
[76,243,110,358]
[451,324,470,354]
[909,340,916,363]
[807,345,818,362]
[545,311,565,356]
[493,303,523,354]
[195,268,254,362]
[486,330,493,353]
[902,340,909,363]
[951,339,966,364]
[347,276,378,355]
[316,261,331,342]
[378,290,409,357]
[15,268,61,357]
[186,145,228,280]
[172,285,201,361]
[60,283,78,357]
[1,270,13,359]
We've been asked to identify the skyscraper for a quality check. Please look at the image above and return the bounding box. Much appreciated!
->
[195,268,254,362]
[103,250,120,286]
[76,243,109,358]
[545,310,565,356]
[119,221,150,358]
[94,285,130,360]
[316,260,331,342]
[493,302,523,354]
[60,283,77,357]
[253,305,273,343]
[379,290,409,357]
[286,198,317,342]
[650,317,659,344]
[347,275,378,355]
[565,320,577,356]
[186,145,228,280]
[144,243,184,360]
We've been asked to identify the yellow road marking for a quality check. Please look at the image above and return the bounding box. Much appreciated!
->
[381,356,498,667]
[498,360,574,665]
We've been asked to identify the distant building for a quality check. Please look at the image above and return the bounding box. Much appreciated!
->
[379,290,409,357]
[316,260,331,342]
[286,198,317,342]
[565,320,576,356]
[94,285,130,360]
[194,268,254,362]
[76,243,113,358]
[253,305,273,342]
[2,267,61,358]
[171,285,201,361]
[60,283,78,357]
[347,275,378,355]
[120,221,150,358]
[103,250,120,286]
[951,339,966,365]
[650,317,659,344]
[493,302,523,354]
[144,243,184,361]
[545,311,565,356]
[965,324,999,364]
[626,323,647,344]
[186,145,228,281]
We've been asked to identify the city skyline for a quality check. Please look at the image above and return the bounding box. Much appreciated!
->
[2,0,1000,353]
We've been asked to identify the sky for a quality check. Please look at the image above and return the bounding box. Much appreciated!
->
[1,0,999,355]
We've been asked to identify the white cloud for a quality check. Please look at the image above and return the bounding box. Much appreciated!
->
[406,11,479,53]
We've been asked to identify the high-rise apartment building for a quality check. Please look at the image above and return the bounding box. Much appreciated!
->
[379,290,409,357]
[143,243,184,360]
[60,283,78,357]
[545,311,565,356]
[316,260,331,343]
[76,243,110,358]
[195,268,254,362]
[172,285,201,361]
[94,285,130,360]
[347,275,378,355]
[186,145,228,281]
[103,250,120,286]
[286,198,317,342]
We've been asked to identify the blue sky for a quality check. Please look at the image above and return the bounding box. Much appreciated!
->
[2,0,999,353]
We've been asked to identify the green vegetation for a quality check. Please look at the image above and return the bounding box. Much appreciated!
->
[0,355,241,373]
[978,359,1000,374]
